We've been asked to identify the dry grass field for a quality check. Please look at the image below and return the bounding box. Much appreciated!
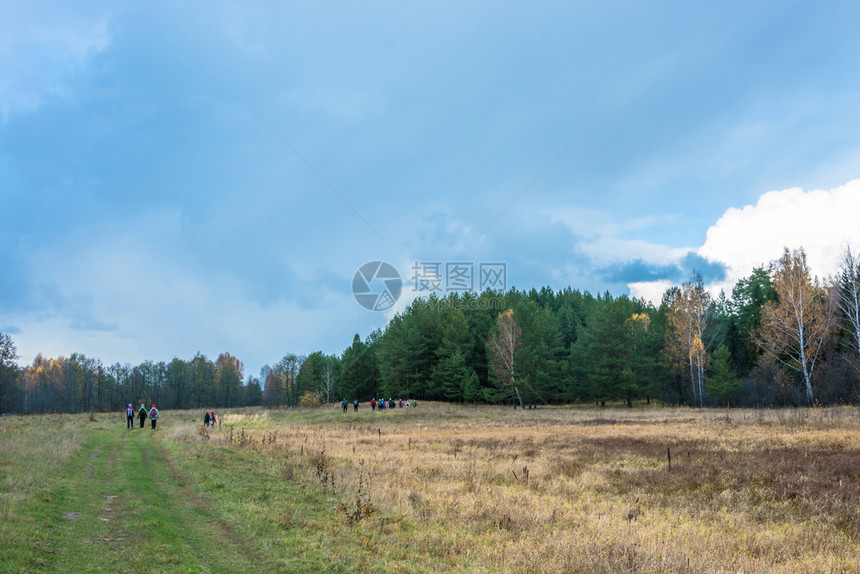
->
[172,404,860,573]
[3,404,858,573]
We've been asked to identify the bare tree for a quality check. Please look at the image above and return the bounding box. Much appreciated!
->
[319,356,338,403]
[488,309,523,405]
[759,247,833,404]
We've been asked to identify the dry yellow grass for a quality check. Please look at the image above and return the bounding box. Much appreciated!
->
[174,404,860,573]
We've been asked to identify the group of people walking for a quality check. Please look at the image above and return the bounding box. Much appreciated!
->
[126,403,159,429]
[371,397,414,411]
[341,398,358,412]
[203,411,217,427]
[341,397,416,412]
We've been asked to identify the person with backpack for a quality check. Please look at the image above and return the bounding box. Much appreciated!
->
[149,405,159,429]
[210,412,216,428]
[126,404,135,429]
[204,412,210,427]
[370,398,377,411]
[138,404,147,428]
[353,399,359,412]
[342,398,348,413]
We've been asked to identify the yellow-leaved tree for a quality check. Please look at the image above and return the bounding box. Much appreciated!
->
[665,275,711,406]
[758,247,833,405]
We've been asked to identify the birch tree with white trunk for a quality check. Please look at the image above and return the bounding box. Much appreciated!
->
[666,275,710,407]
[759,247,833,405]
[488,309,522,401]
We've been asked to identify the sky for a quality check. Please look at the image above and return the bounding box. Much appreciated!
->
[2,1,860,379]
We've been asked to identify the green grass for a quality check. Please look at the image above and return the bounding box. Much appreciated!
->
[0,411,420,573]
[0,416,264,573]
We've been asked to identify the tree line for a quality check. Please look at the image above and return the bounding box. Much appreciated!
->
[2,245,859,414]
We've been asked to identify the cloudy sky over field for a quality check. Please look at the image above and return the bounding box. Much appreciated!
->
[2,1,860,376]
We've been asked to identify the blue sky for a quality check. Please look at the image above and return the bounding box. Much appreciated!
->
[2,1,860,378]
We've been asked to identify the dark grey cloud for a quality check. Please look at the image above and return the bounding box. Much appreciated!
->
[679,252,728,283]
[70,316,119,332]
[599,252,727,285]
[600,259,682,284]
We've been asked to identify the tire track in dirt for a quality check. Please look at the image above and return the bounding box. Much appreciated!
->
[97,432,129,548]
[148,434,266,567]
[55,430,134,569]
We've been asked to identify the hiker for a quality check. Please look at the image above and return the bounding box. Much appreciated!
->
[399,399,404,408]
[137,404,147,428]
[342,398,348,413]
[353,399,359,412]
[149,405,159,429]
[204,411,210,427]
[210,412,216,428]
[126,404,135,429]
[370,398,377,411]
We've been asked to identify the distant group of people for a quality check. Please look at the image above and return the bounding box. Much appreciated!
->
[203,411,217,428]
[372,398,414,411]
[126,403,159,429]
[340,397,416,412]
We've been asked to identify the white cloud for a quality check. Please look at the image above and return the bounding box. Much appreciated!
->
[629,178,860,303]
[698,179,860,283]
[627,280,675,306]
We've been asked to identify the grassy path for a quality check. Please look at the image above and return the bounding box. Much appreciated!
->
[7,425,261,573]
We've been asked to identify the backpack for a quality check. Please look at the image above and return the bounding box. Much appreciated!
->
[126,407,134,416]
[150,408,158,419]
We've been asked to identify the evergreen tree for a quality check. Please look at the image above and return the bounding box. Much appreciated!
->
[727,267,776,375]
[707,345,741,406]
[0,332,20,415]
[514,300,565,404]
[339,334,379,400]
[244,376,263,406]
[437,348,469,401]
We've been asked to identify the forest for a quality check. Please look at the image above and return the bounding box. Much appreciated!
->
[2,246,859,414]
